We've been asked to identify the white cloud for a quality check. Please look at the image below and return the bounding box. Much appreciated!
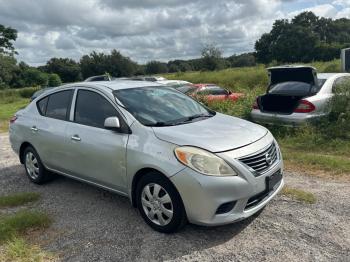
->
[0,0,347,65]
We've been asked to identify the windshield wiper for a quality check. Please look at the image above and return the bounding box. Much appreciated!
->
[175,113,214,124]
[145,121,176,127]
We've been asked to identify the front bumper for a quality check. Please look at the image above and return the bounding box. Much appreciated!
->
[170,135,284,226]
[250,109,324,126]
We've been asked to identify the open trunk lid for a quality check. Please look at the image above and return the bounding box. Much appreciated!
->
[267,66,318,87]
[258,66,318,114]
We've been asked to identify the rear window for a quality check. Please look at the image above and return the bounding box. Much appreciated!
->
[45,90,73,120]
[269,81,321,96]
[197,86,228,95]
[177,85,197,94]
[37,97,48,115]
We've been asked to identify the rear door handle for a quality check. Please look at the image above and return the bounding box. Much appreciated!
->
[31,126,38,132]
[71,135,81,142]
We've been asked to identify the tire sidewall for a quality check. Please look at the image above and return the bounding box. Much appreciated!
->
[136,173,186,233]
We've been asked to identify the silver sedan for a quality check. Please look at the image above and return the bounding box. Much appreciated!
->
[9,80,284,233]
[251,66,350,126]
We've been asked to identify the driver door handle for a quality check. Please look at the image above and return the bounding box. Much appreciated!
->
[71,135,81,142]
[31,126,38,132]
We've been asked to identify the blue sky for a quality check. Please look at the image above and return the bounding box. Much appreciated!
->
[0,0,349,65]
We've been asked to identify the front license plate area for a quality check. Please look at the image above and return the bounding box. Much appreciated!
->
[266,170,282,191]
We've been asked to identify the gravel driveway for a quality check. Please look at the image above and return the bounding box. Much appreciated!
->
[0,134,349,262]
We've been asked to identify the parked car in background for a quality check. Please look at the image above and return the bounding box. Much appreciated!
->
[180,84,244,102]
[130,76,167,82]
[9,80,283,233]
[251,66,350,126]
[30,87,55,102]
[156,80,192,88]
[84,74,112,82]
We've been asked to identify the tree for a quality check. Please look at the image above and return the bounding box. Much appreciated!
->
[22,67,48,87]
[0,25,17,56]
[255,11,350,63]
[43,58,82,83]
[201,44,225,71]
[0,54,17,89]
[145,61,168,74]
[48,73,62,86]
[80,49,139,79]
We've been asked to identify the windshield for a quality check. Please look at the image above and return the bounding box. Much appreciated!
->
[114,86,214,126]
[268,81,322,96]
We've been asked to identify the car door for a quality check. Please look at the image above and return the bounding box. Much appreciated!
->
[64,88,129,193]
[32,89,74,171]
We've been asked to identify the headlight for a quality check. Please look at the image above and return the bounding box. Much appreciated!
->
[174,146,237,176]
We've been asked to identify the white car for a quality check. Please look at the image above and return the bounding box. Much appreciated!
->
[251,66,350,126]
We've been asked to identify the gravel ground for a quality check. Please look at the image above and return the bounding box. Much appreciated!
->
[1,134,350,262]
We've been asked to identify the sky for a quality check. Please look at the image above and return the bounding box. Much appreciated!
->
[0,0,349,66]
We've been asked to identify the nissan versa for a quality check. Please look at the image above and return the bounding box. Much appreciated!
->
[9,80,284,233]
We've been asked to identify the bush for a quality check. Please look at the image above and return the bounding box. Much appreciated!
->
[324,79,350,139]
[18,87,40,98]
[48,73,62,87]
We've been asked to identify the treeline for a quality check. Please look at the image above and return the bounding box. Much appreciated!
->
[0,46,257,89]
[1,11,349,89]
[255,12,350,63]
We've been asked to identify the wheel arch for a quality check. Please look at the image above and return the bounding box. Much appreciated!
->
[19,142,34,164]
[131,168,180,208]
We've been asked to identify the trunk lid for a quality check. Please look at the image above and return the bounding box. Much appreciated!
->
[267,66,318,87]
[258,66,318,114]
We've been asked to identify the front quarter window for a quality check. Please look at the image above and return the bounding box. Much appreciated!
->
[114,86,214,126]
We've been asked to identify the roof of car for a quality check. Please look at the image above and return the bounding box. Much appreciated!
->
[62,79,163,91]
[267,65,317,70]
[317,73,347,79]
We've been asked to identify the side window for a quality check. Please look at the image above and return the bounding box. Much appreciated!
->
[46,90,73,120]
[210,88,228,95]
[74,90,118,129]
[37,96,48,116]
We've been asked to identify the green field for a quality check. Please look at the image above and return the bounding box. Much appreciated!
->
[0,60,348,177]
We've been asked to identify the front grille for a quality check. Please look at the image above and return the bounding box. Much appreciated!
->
[238,143,278,175]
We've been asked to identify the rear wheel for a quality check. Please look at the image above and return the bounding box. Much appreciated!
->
[136,172,187,233]
[23,146,51,184]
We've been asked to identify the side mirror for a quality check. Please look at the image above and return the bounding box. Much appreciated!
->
[104,116,120,130]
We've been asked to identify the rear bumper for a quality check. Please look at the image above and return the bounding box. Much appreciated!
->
[250,109,324,126]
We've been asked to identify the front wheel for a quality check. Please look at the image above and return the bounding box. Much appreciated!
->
[136,173,187,233]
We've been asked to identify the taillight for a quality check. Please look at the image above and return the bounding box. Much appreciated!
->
[9,115,17,124]
[252,97,259,109]
[294,100,315,113]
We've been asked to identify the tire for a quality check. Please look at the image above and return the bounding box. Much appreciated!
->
[136,172,187,233]
[23,146,52,184]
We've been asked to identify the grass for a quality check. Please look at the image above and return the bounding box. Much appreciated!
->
[0,99,29,133]
[0,193,41,208]
[281,186,317,204]
[0,210,51,243]
[0,237,56,262]
[0,87,38,133]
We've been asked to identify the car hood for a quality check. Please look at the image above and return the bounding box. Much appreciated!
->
[152,113,268,152]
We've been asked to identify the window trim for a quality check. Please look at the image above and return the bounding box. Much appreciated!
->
[72,87,131,133]
[36,89,74,121]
